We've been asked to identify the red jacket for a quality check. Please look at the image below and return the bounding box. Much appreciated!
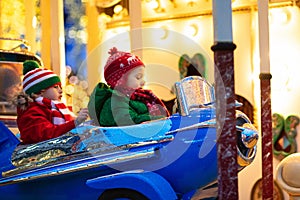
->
[17,102,76,144]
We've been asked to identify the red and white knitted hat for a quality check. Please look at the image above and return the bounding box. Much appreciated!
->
[22,60,61,95]
[104,47,144,88]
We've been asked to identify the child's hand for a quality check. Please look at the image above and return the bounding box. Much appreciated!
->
[75,108,89,126]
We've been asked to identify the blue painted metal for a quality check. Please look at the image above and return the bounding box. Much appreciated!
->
[0,108,258,200]
[86,170,177,200]
[0,122,20,173]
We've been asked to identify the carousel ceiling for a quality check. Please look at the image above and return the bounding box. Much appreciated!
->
[92,0,298,29]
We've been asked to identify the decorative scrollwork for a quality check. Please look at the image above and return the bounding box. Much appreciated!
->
[272,113,299,160]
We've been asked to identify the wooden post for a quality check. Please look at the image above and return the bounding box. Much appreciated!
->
[86,0,102,94]
[25,0,36,53]
[129,0,143,58]
[40,0,51,68]
[50,0,66,87]
[211,0,238,199]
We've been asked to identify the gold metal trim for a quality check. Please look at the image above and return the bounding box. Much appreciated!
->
[106,2,294,29]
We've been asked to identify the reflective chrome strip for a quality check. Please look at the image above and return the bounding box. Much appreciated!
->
[166,119,216,134]
[0,148,158,186]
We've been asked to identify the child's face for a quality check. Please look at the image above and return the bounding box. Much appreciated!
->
[125,66,145,89]
[42,84,63,101]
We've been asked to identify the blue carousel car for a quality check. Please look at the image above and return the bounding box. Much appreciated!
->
[0,72,258,199]
[0,39,258,199]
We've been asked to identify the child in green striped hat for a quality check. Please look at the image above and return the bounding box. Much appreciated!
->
[16,60,89,144]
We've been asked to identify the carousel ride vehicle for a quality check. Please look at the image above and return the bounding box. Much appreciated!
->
[0,40,259,199]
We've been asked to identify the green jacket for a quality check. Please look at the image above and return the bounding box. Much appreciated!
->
[88,83,165,126]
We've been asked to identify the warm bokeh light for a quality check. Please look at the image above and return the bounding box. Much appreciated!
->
[113,4,123,14]
[148,0,159,10]
[65,84,75,95]
[32,16,37,29]
[270,7,291,25]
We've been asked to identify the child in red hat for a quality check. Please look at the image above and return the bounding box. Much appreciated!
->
[88,47,170,126]
[16,60,89,144]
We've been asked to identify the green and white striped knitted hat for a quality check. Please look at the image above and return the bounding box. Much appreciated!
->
[22,60,61,95]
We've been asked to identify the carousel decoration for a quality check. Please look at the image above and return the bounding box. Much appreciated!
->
[272,113,299,161]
